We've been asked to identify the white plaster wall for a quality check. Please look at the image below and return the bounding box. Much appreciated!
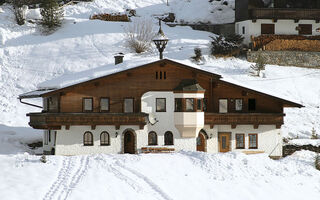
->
[203,125,282,157]
[43,130,56,153]
[236,19,320,45]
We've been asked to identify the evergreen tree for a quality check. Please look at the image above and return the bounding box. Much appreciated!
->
[40,0,64,31]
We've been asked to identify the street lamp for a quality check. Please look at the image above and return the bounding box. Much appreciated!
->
[153,20,169,60]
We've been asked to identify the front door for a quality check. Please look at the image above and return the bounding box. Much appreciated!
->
[196,132,206,152]
[124,131,135,154]
[219,133,231,152]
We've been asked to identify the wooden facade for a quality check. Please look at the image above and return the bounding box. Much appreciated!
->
[26,59,301,130]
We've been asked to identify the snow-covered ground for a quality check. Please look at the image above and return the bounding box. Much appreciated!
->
[0,1,320,199]
[1,151,319,200]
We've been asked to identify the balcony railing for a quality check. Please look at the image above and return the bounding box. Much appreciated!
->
[27,112,148,130]
[249,8,320,20]
[205,113,284,128]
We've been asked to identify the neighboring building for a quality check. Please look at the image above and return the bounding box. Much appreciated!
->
[19,59,302,158]
[235,0,320,45]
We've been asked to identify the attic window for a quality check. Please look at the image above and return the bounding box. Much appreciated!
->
[156,71,166,80]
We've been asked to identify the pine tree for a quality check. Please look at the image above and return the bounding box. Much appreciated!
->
[40,0,64,31]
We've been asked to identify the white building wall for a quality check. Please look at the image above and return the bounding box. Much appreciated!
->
[236,19,320,45]
[43,130,56,153]
[52,91,282,157]
[203,125,282,157]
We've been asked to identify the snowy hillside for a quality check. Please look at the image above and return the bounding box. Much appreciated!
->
[0,0,319,143]
[0,151,319,200]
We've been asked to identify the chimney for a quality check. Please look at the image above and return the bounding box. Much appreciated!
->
[114,53,124,65]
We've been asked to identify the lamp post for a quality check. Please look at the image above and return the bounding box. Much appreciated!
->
[153,20,169,60]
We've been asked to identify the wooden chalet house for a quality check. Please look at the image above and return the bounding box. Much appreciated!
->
[235,0,320,45]
[19,59,302,158]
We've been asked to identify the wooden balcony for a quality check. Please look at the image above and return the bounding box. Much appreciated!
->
[205,113,284,129]
[249,8,320,20]
[27,112,148,130]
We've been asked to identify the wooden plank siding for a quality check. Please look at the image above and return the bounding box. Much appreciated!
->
[27,59,301,130]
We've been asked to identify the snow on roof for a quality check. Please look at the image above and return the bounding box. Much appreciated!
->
[37,58,203,90]
[19,89,56,99]
[36,58,301,106]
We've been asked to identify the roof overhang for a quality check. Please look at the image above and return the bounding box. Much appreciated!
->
[18,89,56,99]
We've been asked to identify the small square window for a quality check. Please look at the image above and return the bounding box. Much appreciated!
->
[249,134,258,149]
[236,134,245,149]
[186,98,195,112]
[156,98,166,112]
[83,98,93,112]
[235,99,243,111]
[100,98,109,112]
[124,98,134,113]
[219,99,228,113]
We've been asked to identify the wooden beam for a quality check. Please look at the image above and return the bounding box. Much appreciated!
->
[294,19,299,23]
[91,125,96,130]
[139,124,145,130]
[253,124,259,129]
[210,124,214,129]
[231,124,237,129]
[272,19,277,23]
[65,125,70,130]
[276,124,282,129]
[115,124,120,130]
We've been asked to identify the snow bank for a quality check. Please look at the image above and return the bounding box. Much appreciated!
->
[0,125,42,154]
[287,139,320,147]
[0,151,319,200]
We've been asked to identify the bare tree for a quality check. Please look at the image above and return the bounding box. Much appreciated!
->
[124,18,156,53]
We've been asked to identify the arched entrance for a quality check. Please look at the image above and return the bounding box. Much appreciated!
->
[196,131,207,152]
[123,130,136,154]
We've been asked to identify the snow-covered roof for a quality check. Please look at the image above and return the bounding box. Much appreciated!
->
[19,89,56,99]
[34,58,302,107]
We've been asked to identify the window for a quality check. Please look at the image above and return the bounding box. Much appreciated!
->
[235,99,243,111]
[83,98,93,112]
[124,98,134,113]
[100,132,110,146]
[261,24,275,34]
[156,71,166,80]
[156,98,166,112]
[249,134,258,149]
[298,24,312,35]
[175,98,183,112]
[248,99,256,111]
[164,131,174,145]
[219,99,228,113]
[242,26,245,34]
[83,131,93,146]
[203,98,208,111]
[236,134,245,149]
[148,131,157,145]
[186,98,194,111]
[197,99,202,111]
[100,98,109,112]
[48,130,51,142]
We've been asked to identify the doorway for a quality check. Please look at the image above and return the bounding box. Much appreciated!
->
[123,130,136,154]
[196,131,207,152]
[218,133,231,152]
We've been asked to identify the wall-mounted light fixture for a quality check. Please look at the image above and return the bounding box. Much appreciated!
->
[210,133,213,139]
[115,132,118,138]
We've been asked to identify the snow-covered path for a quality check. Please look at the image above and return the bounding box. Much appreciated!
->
[1,151,320,200]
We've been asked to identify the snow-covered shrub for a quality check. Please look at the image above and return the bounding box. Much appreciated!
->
[311,127,319,139]
[12,0,28,25]
[210,34,243,57]
[249,54,266,77]
[315,154,320,171]
[192,48,202,62]
[40,155,47,163]
[40,0,64,32]
[125,18,156,53]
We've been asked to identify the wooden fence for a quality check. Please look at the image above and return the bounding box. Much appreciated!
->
[90,13,129,22]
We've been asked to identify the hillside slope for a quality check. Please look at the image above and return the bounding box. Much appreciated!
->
[0,0,319,140]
